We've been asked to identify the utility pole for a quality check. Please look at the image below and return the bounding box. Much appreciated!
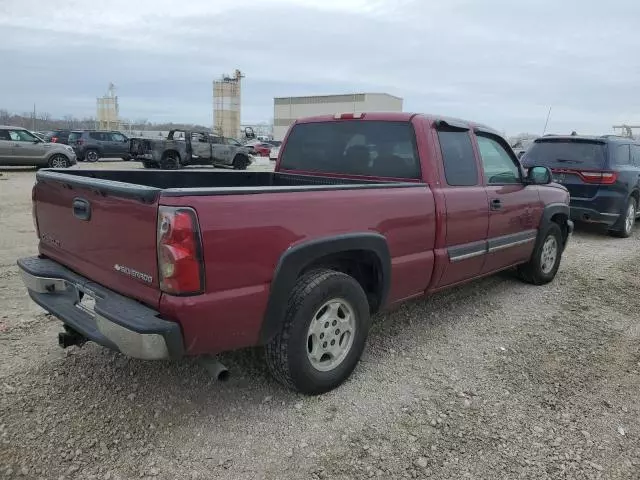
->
[542,106,552,135]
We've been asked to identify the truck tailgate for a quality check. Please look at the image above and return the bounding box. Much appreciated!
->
[34,171,162,308]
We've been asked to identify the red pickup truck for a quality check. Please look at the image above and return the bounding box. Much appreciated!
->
[19,112,573,394]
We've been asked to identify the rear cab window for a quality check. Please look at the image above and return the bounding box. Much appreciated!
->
[279,120,421,179]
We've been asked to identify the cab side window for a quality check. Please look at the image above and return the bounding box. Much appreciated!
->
[476,135,521,184]
[613,144,630,166]
[437,130,478,186]
[631,145,640,167]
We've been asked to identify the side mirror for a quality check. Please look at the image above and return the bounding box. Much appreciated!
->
[526,166,552,185]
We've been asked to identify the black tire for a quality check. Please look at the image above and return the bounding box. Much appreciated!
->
[160,152,181,170]
[265,269,371,395]
[121,155,132,161]
[517,222,563,285]
[85,149,99,162]
[232,155,249,170]
[142,160,155,169]
[608,197,636,238]
[48,154,70,168]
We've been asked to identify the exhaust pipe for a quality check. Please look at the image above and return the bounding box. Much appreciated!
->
[199,355,230,382]
[58,327,87,349]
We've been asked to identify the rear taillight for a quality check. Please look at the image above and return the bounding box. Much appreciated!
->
[31,186,39,236]
[157,206,204,295]
[51,136,58,143]
[552,169,618,185]
[579,171,618,184]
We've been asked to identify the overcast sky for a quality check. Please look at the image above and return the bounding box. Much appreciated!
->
[1,0,639,135]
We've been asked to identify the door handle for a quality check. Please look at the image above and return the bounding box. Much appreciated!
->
[72,198,91,221]
[490,199,502,211]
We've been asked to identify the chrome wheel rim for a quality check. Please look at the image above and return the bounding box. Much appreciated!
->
[87,151,98,162]
[306,299,356,372]
[625,203,635,235]
[540,236,558,274]
[50,156,67,168]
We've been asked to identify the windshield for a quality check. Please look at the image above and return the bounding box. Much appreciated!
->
[280,120,420,179]
[522,139,607,169]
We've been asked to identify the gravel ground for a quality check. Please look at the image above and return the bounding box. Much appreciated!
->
[1,162,639,480]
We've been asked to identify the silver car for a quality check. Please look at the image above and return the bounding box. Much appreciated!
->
[0,126,77,168]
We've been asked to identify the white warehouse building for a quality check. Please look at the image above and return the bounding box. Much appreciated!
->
[273,93,403,140]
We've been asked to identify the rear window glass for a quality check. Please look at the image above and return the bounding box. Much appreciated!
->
[280,121,420,179]
[522,139,606,169]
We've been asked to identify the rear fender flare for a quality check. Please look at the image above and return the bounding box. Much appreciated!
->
[259,233,391,344]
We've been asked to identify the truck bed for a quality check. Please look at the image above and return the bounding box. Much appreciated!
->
[37,169,418,199]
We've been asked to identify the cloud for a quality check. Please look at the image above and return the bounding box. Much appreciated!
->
[1,0,639,134]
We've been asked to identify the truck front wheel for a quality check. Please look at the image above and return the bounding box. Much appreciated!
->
[517,222,563,285]
[161,152,181,170]
[265,269,371,395]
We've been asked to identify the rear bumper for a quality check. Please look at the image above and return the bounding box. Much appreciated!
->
[570,206,619,226]
[17,256,183,360]
[569,191,625,226]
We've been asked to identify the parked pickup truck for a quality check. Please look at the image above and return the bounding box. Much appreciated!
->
[19,112,573,394]
[130,130,252,170]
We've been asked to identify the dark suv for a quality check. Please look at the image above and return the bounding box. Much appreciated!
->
[44,130,71,144]
[522,135,640,237]
[69,130,131,162]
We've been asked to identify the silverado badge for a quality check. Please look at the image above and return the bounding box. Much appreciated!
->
[113,264,153,284]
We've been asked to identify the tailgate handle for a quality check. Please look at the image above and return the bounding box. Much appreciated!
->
[72,198,91,221]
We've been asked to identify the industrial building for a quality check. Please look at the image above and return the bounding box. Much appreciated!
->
[272,93,403,140]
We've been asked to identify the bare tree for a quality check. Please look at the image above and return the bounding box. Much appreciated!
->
[63,115,75,129]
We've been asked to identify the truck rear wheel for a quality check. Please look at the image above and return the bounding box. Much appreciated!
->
[265,269,371,395]
[517,222,563,285]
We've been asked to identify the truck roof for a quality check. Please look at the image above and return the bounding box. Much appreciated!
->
[293,112,501,136]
